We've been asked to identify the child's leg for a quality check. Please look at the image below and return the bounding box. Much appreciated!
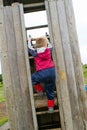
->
[44,79,55,113]
[43,68,55,112]
[31,72,43,93]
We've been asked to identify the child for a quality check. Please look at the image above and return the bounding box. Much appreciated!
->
[28,36,56,113]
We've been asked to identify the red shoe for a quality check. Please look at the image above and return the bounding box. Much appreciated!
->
[48,100,54,113]
[34,84,43,93]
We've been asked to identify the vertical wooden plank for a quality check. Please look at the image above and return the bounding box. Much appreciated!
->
[1,3,36,130]
[3,6,25,130]
[0,0,3,59]
[19,4,38,130]
[45,1,65,130]
[1,7,17,130]
[64,0,87,129]
[12,3,37,130]
[0,0,3,5]
[45,0,73,130]
[56,0,84,130]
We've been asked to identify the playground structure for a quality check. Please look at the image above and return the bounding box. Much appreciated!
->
[0,0,87,130]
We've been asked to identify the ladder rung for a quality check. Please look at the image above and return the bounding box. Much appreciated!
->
[34,91,57,97]
[45,128,61,130]
[29,56,34,59]
[36,109,59,115]
[35,98,57,109]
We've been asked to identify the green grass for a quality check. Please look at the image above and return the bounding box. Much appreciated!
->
[82,64,87,84]
[0,84,6,103]
[0,118,8,127]
[0,82,8,126]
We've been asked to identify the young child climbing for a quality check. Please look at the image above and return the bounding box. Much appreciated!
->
[28,36,56,113]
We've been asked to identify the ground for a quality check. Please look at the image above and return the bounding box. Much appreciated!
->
[0,102,8,116]
[0,102,8,126]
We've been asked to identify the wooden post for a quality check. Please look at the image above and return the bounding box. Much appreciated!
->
[0,1,16,130]
[2,3,36,130]
[45,0,73,130]
[45,0,84,130]
[12,3,38,130]
[64,0,87,129]
[2,6,17,130]
[0,0,3,60]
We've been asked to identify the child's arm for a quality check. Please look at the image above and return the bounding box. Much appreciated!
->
[28,38,37,57]
[47,40,53,51]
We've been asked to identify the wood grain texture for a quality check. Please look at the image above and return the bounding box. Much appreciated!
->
[2,3,36,130]
[64,0,87,129]
[45,0,85,130]
[45,0,73,130]
[57,0,84,129]
[2,6,18,130]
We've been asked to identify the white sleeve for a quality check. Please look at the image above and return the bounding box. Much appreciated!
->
[28,40,35,50]
[47,40,52,48]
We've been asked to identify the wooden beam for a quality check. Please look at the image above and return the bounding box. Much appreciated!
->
[36,109,59,115]
[2,6,19,130]
[24,2,45,13]
[45,128,61,130]
[45,1,73,130]
[2,3,37,130]
[26,24,48,30]
[19,4,38,130]
[64,0,87,128]
[0,0,3,53]
[24,2,44,8]
[45,0,84,130]
[4,5,27,130]
[35,97,57,109]
[11,3,37,130]
[56,0,84,129]
[0,0,3,5]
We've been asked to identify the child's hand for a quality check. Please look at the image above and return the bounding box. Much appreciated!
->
[47,41,52,48]
[27,37,35,50]
[28,37,31,43]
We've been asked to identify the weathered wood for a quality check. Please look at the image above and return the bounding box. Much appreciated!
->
[2,6,17,130]
[56,0,84,130]
[64,0,87,128]
[45,0,85,130]
[35,97,57,108]
[24,2,44,8]
[4,6,26,130]
[0,0,3,58]
[45,128,61,130]
[11,3,36,130]
[1,1,86,130]
[26,24,48,30]
[24,2,45,13]
[0,0,3,5]
[2,3,36,130]
[19,4,38,130]
[36,109,59,115]
[45,1,73,130]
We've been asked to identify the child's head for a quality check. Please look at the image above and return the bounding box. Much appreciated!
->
[33,36,48,48]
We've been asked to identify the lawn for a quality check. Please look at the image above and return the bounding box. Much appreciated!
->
[0,83,5,103]
[0,83,8,126]
[82,64,87,84]
[0,117,8,127]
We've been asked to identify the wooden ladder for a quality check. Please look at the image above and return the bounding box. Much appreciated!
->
[29,56,61,130]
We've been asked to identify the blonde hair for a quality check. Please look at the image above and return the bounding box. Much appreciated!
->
[34,36,48,48]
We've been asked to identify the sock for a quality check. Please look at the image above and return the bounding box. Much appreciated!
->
[34,84,43,93]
